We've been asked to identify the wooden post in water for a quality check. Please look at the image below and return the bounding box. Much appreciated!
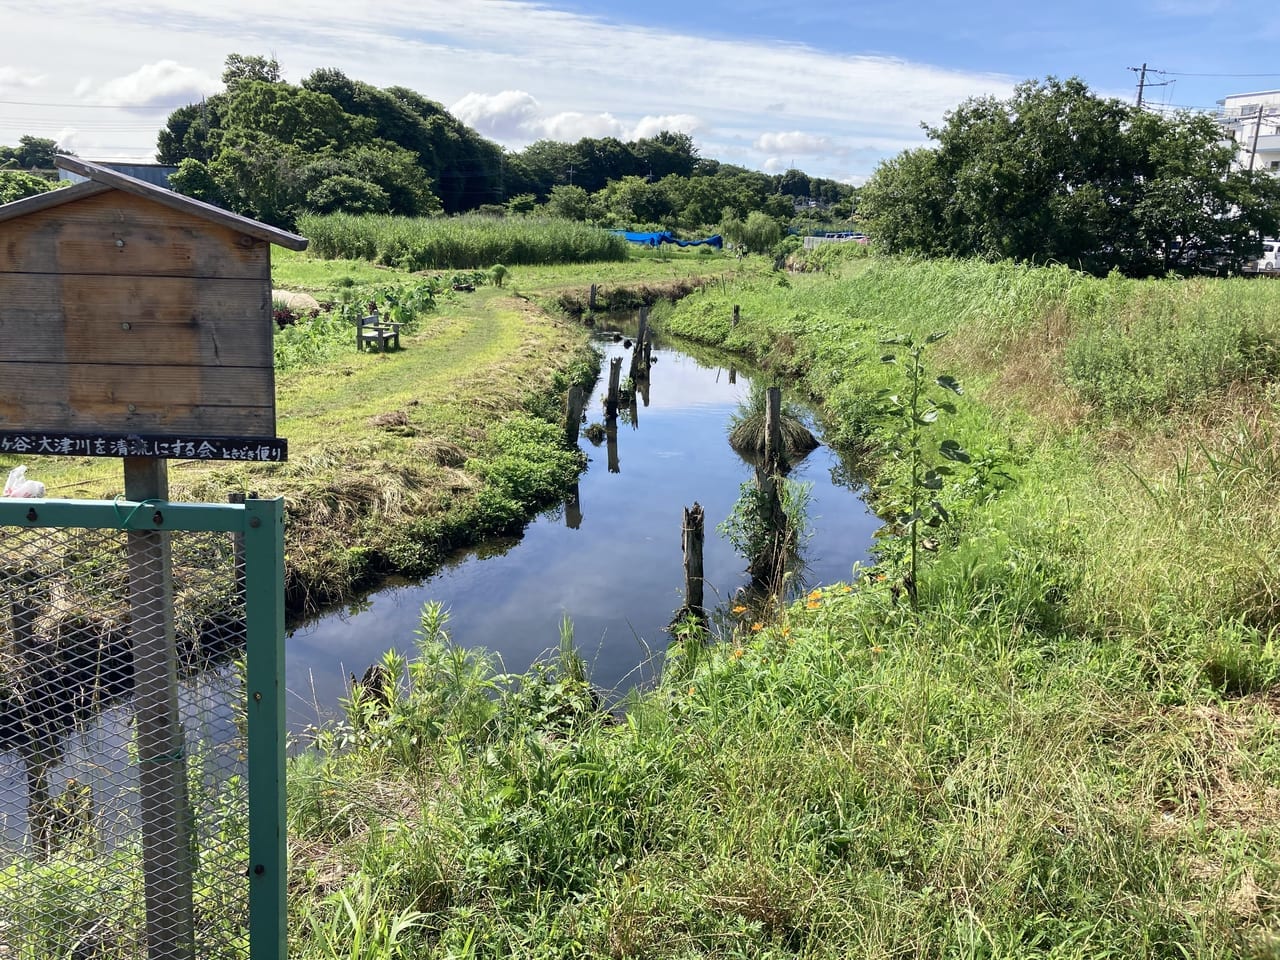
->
[588,283,597,313]
[630,306,650,382]
[732,304,740,327]
[728,367,737,385]
[125,457,195,960]
[682,503,706,616]
[606,357,623,421]
[563,384,586,446]
[764,386,784,473]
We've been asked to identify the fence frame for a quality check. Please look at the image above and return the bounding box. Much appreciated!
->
[0,495,287,960]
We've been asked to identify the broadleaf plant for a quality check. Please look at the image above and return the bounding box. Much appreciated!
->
[878,331,968,610]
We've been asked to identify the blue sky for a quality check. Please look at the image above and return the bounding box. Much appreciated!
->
[1,0,1276,183]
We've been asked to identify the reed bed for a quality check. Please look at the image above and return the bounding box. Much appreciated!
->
[298,212,631,270]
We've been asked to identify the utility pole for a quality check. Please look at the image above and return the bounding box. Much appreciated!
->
[1128,64,1172,110]
[1131,63,1148,108]
[1249,104,1265,173]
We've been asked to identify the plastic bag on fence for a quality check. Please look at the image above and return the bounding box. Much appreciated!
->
[3,465,45,498]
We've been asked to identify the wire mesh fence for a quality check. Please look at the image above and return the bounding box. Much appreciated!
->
[0,508,264,960]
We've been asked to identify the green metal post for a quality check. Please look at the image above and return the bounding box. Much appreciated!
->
[243,497,286,960]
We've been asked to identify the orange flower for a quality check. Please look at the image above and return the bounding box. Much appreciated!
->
[750,622,763,632]
[841,584,853,594]
[688,685,696,696]
[807,589,823,601]
[871,645,884,654]
[781,626,791,638]
[732,604,748,614]
[806,599,821,610]
[732,648,744,659]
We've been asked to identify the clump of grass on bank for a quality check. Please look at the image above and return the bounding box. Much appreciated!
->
[299,212,631,270]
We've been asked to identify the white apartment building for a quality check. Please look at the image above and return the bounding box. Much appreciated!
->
[1217,90,1280,174]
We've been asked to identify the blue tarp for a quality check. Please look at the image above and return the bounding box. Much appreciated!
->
[615,230,723,249]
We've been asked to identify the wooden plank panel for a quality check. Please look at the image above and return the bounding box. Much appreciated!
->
[0,361,276,436]
[0,191,271,278]
[0,274,273,366]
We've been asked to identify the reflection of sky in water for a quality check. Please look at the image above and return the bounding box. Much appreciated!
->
[286,330,881,731]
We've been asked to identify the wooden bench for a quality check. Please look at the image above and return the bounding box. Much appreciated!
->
[355,312,402,353]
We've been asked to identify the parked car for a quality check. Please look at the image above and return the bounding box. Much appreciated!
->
[1244,238,1279,274]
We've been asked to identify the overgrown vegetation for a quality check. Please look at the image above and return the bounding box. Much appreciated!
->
[299,212,631,269]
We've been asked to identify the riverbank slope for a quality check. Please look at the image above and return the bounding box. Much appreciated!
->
[284,258,1280,958]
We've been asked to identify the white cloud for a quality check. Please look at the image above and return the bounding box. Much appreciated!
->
[540,111,626,142]
[449,90,542,140]
[754,131,834,155]
[450,92,703,145]
[631,114,703,139]
[1,0,1018,179]
[0,66,44,94]
[87,59,219,109]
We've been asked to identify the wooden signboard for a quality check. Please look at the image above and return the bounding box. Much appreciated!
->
[0,156,307,461]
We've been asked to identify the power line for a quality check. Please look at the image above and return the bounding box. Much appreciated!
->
[0,98,182,110]
[1156,71,1280,79]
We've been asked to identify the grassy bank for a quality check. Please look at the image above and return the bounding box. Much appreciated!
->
[280,258,1280,958]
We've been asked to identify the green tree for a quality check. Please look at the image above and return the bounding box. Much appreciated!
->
[222,54,281,89]
[0,170,61,203]
[860,77,1280,277]
[543,184,592,221]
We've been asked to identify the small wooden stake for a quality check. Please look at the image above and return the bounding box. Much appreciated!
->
[732,304,740,326]
[764,386,784,472]
[682,503,705,615]
[125,456,195,960]
[588,283,597,313]
[630,306,650,382]
[606,357,622,420]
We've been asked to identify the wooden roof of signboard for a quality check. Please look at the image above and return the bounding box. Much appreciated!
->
[0,155,304,461]
[0,156,308,251]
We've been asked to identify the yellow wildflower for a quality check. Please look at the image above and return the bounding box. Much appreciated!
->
[807,589,823,601]
[871,645,884,654]
[806,599,821,610]
[841,584,853,594]
[732,648,744,659]
[750,622,763,632]
[732,604,748,614]
[688,685,696,696]
[781,626,791,638]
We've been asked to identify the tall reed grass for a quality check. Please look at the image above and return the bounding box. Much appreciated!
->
[298,213,631,270]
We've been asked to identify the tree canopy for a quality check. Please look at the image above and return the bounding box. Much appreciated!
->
[859,77,1280,277]
[158,54,855,237]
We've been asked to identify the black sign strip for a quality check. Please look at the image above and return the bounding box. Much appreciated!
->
[0,431,288,462]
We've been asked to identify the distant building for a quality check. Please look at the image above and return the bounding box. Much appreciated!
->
[1217,90,1280,174]
[57,162,177,189]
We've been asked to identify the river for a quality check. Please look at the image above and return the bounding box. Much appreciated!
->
[284,315,881,731]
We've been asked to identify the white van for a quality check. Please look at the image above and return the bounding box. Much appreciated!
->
[1245,238,1279,274]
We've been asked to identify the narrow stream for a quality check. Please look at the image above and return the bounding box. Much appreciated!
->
[285,316,881,731]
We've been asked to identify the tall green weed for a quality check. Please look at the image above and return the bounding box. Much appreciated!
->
[299,213,630,269]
